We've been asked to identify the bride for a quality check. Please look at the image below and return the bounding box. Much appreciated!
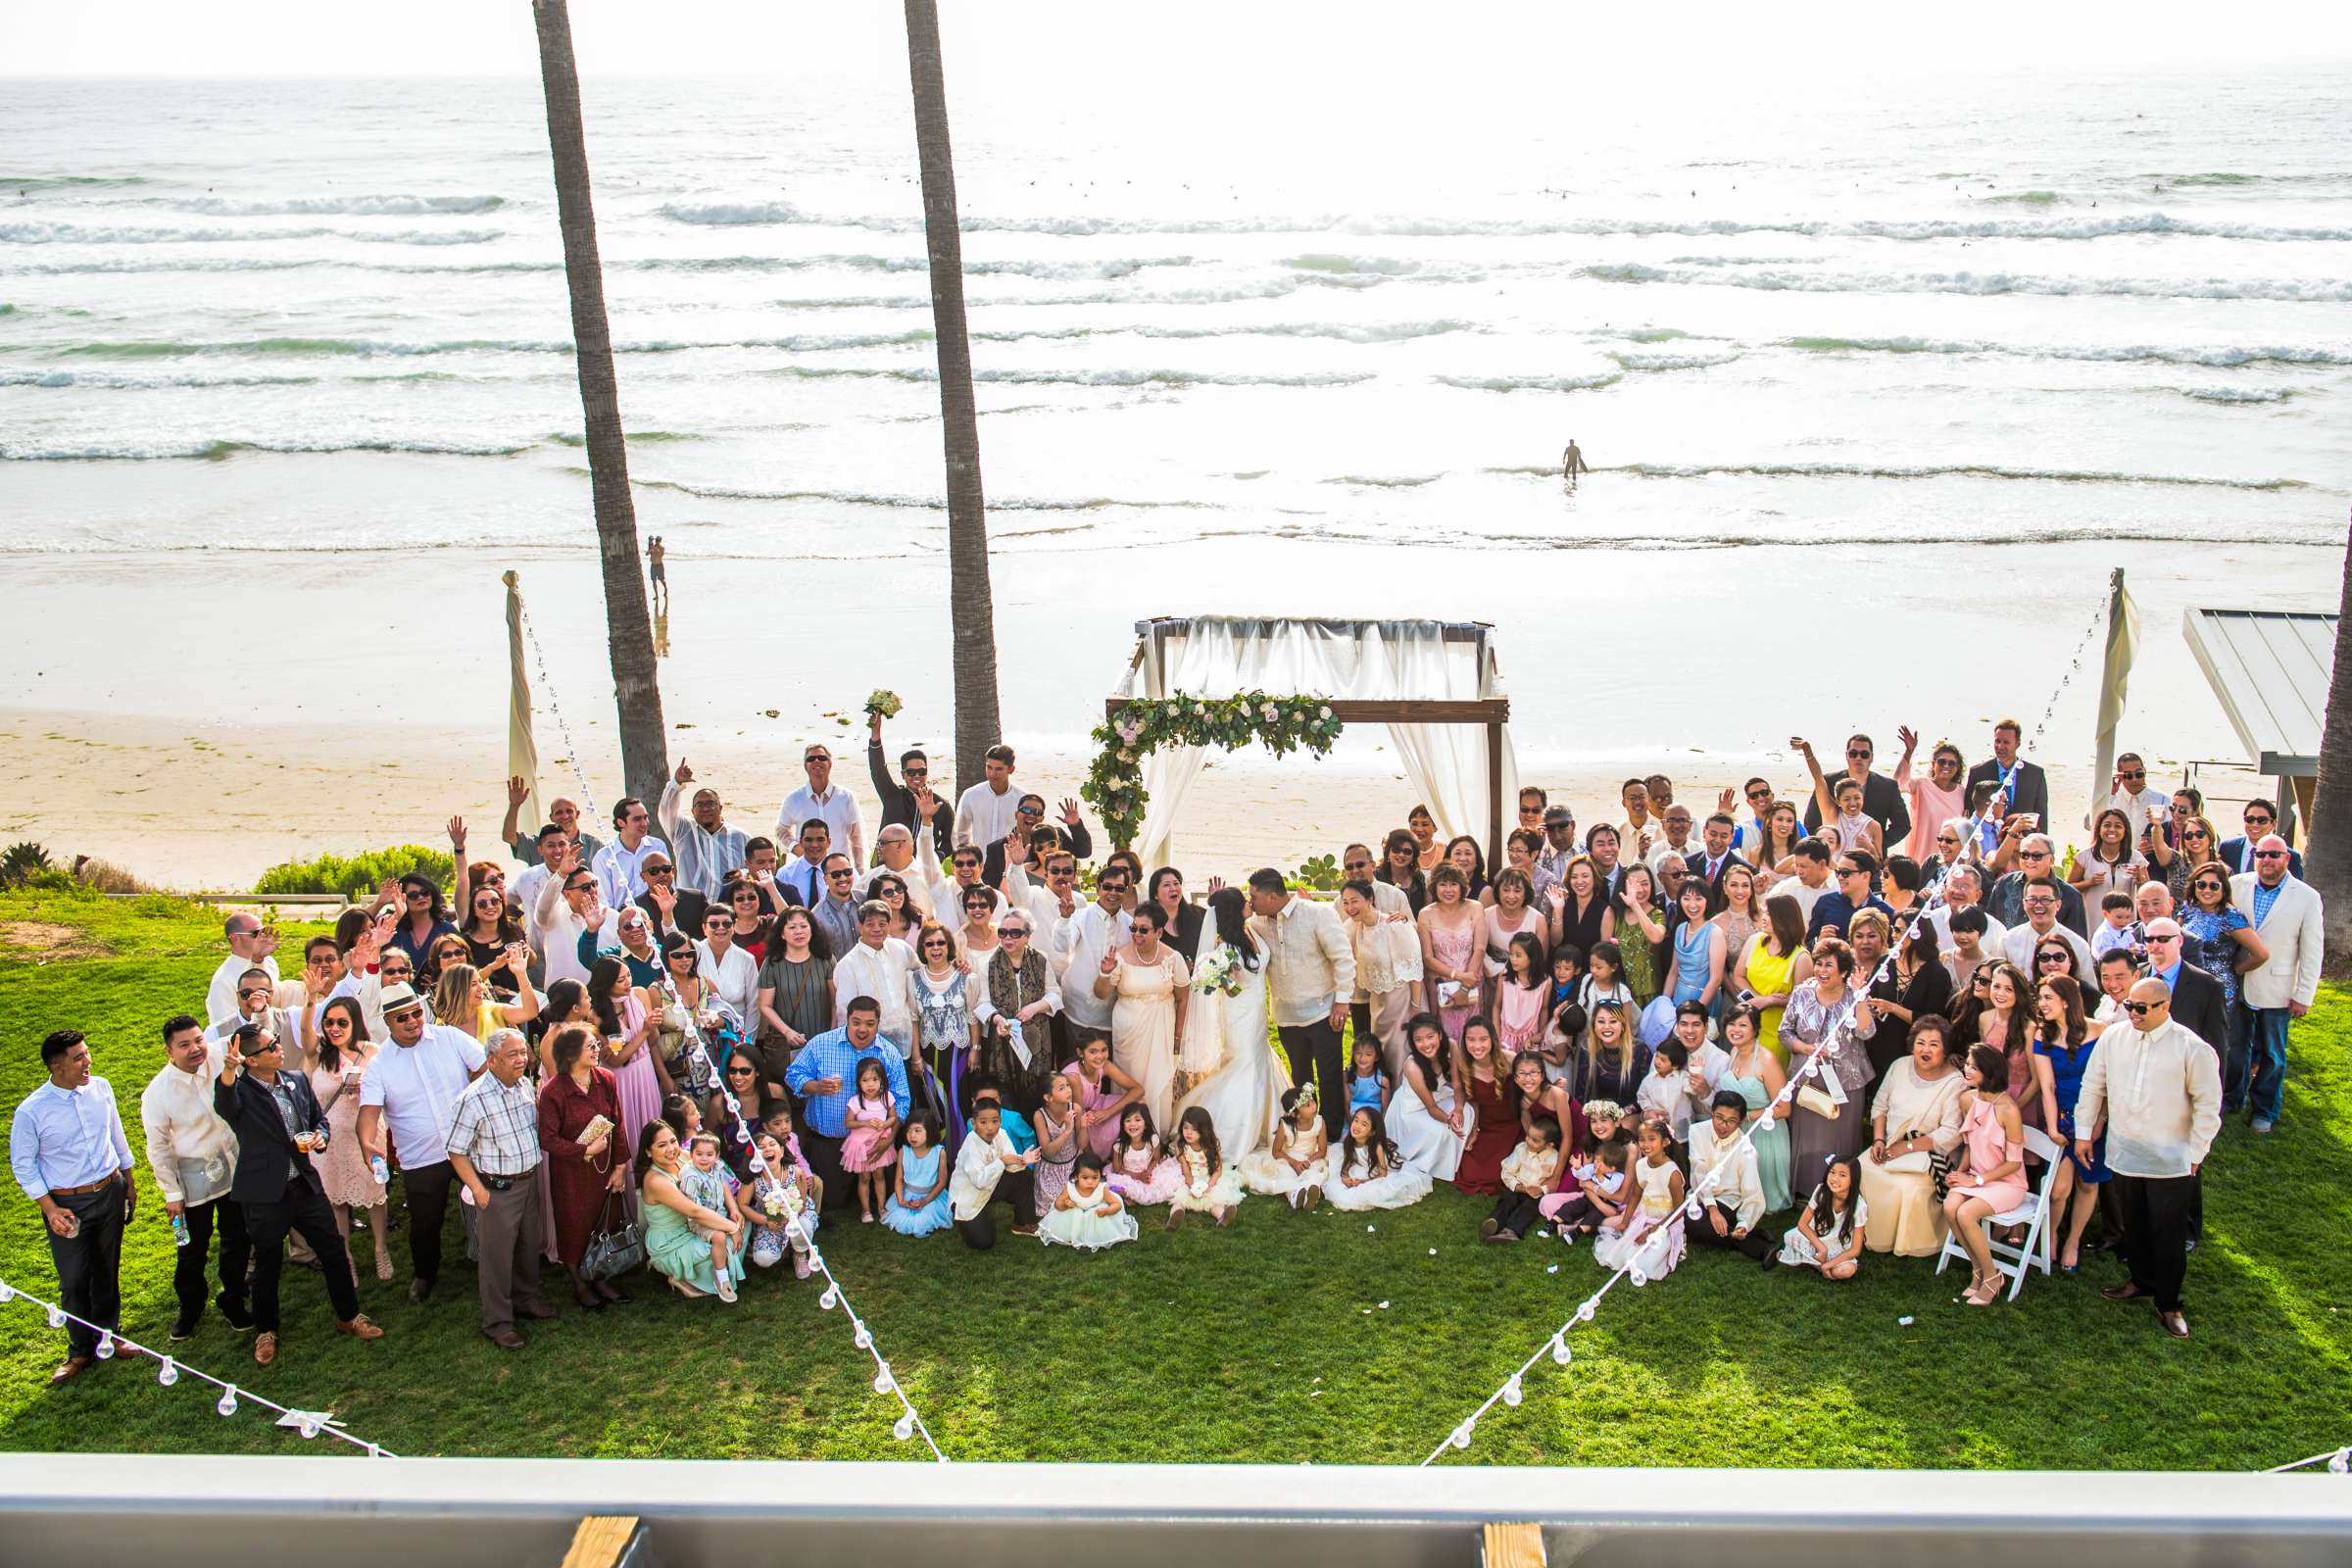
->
[1174,887,1289,1162]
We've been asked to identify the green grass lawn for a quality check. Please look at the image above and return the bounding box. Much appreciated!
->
[3,885,2348,1467]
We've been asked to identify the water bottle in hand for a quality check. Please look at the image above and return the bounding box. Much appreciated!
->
[369,1155,390,1185]
[172,1213,191,1249]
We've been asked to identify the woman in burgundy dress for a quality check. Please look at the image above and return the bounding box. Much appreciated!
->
[1451,1016,1517,1196]
[538,1023,630,1309]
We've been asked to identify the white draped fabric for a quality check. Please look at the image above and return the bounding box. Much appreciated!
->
[1119,618,1519,872]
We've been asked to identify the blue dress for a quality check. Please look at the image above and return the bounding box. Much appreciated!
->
[2034,1037,2109,1183]
[1348,1071,1386,1116]
[2178,906,2250,1010]
[1670,921,1714,1005]
[882,1143,953,1236]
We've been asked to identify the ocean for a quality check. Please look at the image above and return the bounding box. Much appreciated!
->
[2,68,2347,563]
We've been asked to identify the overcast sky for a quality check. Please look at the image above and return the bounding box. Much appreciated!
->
[6,1,2350,76]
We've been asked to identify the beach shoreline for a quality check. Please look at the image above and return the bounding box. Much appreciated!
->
[2,531,2321,891]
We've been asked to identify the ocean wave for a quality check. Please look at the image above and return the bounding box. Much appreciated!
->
[1282,253,1424,275]
[0,174,145,190]
[1326,472,1444,487]
[175,194,507,216]
[0,220,500,246]
[0,368,322,389]
[31,329,946,360]
[1584,262,2352,302]
[2180,386,2298,404]
[976,318,1474,345]
[1433,370,1622,393]
[1781,335,2352,368]
[1607,348,1742,370]
[547,430,706,445]
[766,364,1379,388]
[622,474,1209,511]
[1601,461,2306,490]
[0,437,536,462]
[648,204,2352,243]
[658,201,805,225]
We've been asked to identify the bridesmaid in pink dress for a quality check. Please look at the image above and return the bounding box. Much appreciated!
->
[592,956,670,1159]
[1420,865,1482,1044]
[1944,1043,2031,1305]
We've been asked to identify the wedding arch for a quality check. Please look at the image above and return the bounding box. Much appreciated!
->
[1094,617,1519,870]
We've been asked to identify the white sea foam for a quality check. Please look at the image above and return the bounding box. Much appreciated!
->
[1584,262,2352,302]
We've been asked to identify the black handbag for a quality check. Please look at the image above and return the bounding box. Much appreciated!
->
[580,1191,646,1281]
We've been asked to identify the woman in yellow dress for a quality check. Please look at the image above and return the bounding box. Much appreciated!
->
[1732,894,1812,1066]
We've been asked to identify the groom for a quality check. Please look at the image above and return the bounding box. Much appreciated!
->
[1247,869,1355,1139]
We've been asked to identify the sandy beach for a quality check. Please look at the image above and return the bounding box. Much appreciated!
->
[1,491,2326,892]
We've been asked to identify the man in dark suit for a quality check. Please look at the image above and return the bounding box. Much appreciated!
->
[1798,733,1911,849]
[2217,799,2303,878]
[212,1022,383,1366]
[1964,717,2049,831]
[633,852,709,942]
[2142,920,2230,1057]
[866,713,955,859]
[1686,812,1749,892]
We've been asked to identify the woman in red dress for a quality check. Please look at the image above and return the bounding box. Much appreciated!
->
[538,1023,630,1309]
[1451,1015,1517,1196]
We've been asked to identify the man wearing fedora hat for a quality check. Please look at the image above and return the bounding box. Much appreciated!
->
[356,982,486,1302]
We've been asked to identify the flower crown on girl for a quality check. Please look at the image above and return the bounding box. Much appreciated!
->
[1582,1098,1627,1123]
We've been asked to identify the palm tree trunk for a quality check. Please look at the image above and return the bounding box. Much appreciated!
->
[2304,507,2352,975]
[531,0,667,808]
[903,0,1003,795]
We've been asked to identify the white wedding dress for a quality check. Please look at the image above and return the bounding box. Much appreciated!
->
[1174,932,1289,1163]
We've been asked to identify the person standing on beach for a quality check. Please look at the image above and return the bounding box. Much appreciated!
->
[1966,719,2049,835]
[503,779,603,865]
[656,759,748,903]
[647,536,666,612]
[868,712,953,859]
[778,744,864,872]
[955,745,1022,851]
[1562,438,1589,487]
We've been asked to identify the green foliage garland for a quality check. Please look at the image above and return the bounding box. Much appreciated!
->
[1083,692,1344,849]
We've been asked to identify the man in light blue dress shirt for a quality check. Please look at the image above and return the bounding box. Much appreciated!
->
[9,1030,136,1385]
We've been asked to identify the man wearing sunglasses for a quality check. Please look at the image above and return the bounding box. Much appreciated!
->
[2217,801,2304,878]
[1798,733,1912,851]
[2077,978,2220,1342]
[2230,835,2323,1132]
[867,712,953,859]
[654,758,748,904]
[1985,833,2088,938]
[779,743,866,872]
[630,853,709,945]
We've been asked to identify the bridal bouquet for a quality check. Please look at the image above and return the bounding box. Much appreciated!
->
[862,688,904,718]
[1194,945,1244,999]
[761,1181,804,1222]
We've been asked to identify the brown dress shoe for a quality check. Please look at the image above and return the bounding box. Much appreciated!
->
[254,1333,278,1366]
[2160,1311,2190,1340]
[515,1302,560,1321]
[336,1314,384,1341]
[486,1328,527,1350]
[48,1356,93,1386]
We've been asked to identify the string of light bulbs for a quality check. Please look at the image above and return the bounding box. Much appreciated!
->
[0,1276,396,1456]
[2267,1446,2352,1475]
[515,594,602,827]
[1421,597,2127,1465]
[656,974,950,1461]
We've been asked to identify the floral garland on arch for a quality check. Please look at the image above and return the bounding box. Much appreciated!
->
[1082,692,1344,850]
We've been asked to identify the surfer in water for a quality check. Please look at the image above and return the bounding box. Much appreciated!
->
[1561,438,1589,488]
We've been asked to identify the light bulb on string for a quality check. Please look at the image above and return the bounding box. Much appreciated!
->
[1576,1299,1596,1323]
[873,1364,896,1395]
[747,1155,768,1175]
[45,1304,65,1330]
[1755,1113,1776,1133]
[1551,1336,1573,1367]
[1450,1421,1475,1450]
[1685,1198,1704,1220]
[217,1388,239,1418]
[94,1333,116,1360]
[1501,1376,1524,1408]
[0,1280,14,1302]
[1631,1266,1648,1288]
[819,1285,839,1310]
[854,1324,873,1350]
[2331,1448,2350,1476]
[893,1412,916,1443]
[299,1417,322,1440]
[157,1357,178,1388]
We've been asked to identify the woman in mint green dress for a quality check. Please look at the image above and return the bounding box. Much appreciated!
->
[1718,1004,1791,1211]
[636,1121,746,1299]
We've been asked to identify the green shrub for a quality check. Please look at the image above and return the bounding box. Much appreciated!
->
[1293,853,1344,892]
[255,845,455,900]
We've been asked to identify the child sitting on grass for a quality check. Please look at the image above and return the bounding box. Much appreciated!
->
[1481,1115,1561,1244]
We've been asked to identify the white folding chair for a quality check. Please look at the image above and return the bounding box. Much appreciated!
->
[1934,1124,2062,1301]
